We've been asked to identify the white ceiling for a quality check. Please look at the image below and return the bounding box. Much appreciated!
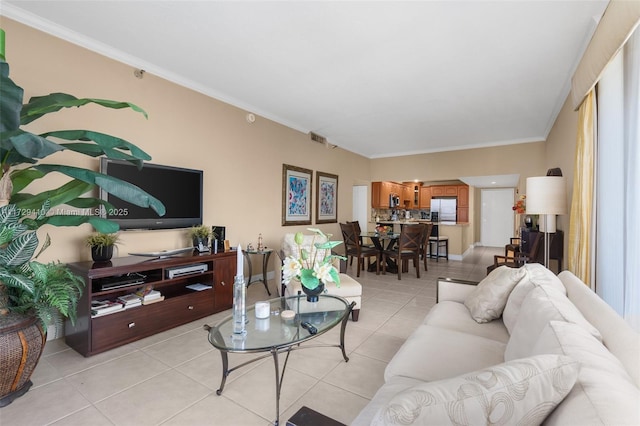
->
[3,1,608,161]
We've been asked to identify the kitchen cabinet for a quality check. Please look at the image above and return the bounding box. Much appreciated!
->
[372,182,389,208]
[419,186,431,208]
[445,185,458,196]
[402,184,412,207]
[372,181,406,208]
[457,185,469,207]
[431,185,459,197]
[431,186,445,197]
[457,207,469,223]
[411,183,421,208]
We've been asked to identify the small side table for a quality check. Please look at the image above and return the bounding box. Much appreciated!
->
[243,248,274,296]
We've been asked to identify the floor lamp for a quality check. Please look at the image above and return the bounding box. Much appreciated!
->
[526,176,567,269]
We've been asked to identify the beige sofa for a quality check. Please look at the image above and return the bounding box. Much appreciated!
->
[281,233,362,321]
[352,263,640,425]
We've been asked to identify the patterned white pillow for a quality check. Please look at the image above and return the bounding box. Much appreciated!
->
[464,265,526,323]
[372,354,579,426]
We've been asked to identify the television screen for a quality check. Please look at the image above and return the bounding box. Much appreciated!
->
[99,158,203,230]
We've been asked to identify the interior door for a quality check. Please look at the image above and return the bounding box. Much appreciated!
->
[352,185,368,232]
[481,188,515,247]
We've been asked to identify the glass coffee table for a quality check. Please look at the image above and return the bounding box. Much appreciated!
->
[205,294,354,425]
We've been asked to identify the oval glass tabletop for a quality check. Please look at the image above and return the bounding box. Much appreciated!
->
[207,294,349,353]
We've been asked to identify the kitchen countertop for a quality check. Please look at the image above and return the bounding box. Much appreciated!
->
[374,220,468,226]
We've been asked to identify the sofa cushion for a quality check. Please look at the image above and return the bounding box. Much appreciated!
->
[532,321,640,426]
[559,270,640,388]
[385,325,506,383]
[503,263,566,334]
[372,354,579,426]
[464,265,526,323]
[424,301,510,343]
[505,285,602,361]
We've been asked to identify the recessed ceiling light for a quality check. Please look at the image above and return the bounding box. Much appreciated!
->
[491,181,497,185]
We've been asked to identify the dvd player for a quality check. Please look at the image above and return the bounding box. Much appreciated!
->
[166,263,208,279]
[100,273,146,291]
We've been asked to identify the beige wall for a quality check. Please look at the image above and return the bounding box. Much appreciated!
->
[3,18,371,264]
[544,95,579,259]
[3,17,580,270]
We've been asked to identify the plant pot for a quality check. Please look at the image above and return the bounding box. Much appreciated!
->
[301,283,325,303]
[193,237,210,253]
[0,312,46,407]
[91,245,113,262]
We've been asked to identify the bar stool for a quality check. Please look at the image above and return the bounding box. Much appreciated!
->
[428,224,449,262]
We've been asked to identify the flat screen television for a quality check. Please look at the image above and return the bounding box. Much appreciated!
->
[99,158,203,230]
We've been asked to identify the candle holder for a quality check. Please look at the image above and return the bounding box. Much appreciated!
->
[232,275,247,335]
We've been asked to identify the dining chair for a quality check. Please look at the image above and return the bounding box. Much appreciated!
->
[420,222,434,271]
[382,224,423,280]
[428,224,449,262]
[339,222,380,277]
[347,221,376,265]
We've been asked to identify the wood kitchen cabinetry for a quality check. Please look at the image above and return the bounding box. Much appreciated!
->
[65,251,236,356]
[372,181,392,208]
[402,184,412,207]
[372,181,408,208]
[457,185,469,223]
[432,185,459,197]
[457,185,469,207]
[419,186,432,208]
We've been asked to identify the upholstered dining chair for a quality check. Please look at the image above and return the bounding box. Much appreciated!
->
[382,224,424,280]
[339,222,380,277]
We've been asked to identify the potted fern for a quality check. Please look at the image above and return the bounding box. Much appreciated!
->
[0,29,165,406]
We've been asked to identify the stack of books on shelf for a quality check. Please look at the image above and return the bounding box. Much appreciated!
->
[91,300,124,317]
[135,284,164,305]
[141,289,164,305]
[117,293,143,309]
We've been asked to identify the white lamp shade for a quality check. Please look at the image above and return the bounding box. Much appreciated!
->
[526,176,567,215]
[539,214,557,233]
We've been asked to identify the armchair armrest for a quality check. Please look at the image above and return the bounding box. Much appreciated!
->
[436,277,479,303]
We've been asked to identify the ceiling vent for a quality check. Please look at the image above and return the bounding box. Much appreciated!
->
[309,132,327,144]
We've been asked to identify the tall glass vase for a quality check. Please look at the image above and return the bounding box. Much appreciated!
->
[232,275,246,335]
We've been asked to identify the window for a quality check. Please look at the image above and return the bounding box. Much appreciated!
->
[595,26,640,330]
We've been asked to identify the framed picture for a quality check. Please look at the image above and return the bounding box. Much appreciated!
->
[282,164,313,226]
[316,171,338,224]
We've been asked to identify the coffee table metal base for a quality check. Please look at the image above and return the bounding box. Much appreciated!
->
[205,300,355,426]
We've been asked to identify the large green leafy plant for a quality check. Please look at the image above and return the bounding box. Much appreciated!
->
[0,51,165,324]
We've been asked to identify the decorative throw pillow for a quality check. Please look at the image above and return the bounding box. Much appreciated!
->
[505,285,602,361]
[502,263,566,334]
[464,265,525,323]
[372,354,579,426]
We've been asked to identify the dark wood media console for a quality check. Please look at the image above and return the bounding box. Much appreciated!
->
[65,250,236,356]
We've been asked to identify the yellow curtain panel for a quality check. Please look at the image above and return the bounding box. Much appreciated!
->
[568,89,595,284]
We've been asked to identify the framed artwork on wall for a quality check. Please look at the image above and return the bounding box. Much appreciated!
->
[282,164,313,226]
[316,171,338,224]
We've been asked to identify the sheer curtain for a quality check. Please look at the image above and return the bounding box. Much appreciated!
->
[596,27,640,330]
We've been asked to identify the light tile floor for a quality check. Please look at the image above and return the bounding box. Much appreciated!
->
[0,246,501,426]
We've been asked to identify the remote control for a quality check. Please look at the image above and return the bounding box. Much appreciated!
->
[300,321,317,335]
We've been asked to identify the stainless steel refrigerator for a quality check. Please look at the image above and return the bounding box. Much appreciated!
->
[430,198,457,224]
